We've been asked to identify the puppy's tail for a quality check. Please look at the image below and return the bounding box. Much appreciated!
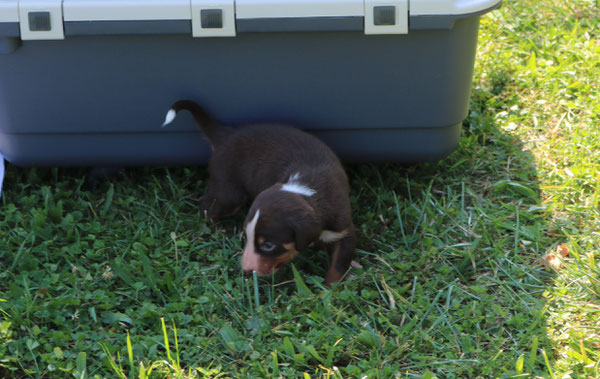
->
[162,100,222,144]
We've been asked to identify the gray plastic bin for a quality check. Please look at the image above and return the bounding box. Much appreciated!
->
[0,0,501,166]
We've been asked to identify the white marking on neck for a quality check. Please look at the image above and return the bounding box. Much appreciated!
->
[162,109,176,127]
[281,172,316,197]
[319,229,348,243]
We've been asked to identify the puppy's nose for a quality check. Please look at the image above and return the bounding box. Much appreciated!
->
[243,269,254,276]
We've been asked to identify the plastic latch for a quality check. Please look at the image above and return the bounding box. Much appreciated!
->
[28,12,51,31]
[191,0,236,37]
[18,0,64,40]
[365,0,408,34]
[201,9,223,28]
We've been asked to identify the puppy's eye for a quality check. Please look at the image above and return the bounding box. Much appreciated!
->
[260,242,276,253]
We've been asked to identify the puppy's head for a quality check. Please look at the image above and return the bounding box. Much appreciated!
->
[241,185,320,276]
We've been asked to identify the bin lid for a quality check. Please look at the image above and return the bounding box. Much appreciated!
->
[236,0,364,19]
[235,0,500,18]
[64,0,191,22]
[1,0,502,39]
[0,0,18,23]
[412,0,501,15]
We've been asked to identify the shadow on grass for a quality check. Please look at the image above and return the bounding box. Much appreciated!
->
[338,84,556,376]
[0,87,556,377]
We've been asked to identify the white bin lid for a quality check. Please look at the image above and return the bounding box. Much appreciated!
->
[412,0,501,15]
[55,0,502,21]
[0,0,18,23]
[236,0,363,19]
[1,0,502,39]
[64,0,191,21]
[235,0,500,18]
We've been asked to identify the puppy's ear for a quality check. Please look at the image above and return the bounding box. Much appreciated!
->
[288,202,321,251]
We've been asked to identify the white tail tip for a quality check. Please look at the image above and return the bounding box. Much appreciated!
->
[162,109,177,127]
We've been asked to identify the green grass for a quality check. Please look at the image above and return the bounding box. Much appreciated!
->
[1,0,599,377]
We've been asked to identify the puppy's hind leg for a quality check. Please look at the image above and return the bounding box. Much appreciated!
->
[199,179,246,220]
[324,229,356,286]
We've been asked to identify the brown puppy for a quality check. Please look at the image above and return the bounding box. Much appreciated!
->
[163,100,356,285]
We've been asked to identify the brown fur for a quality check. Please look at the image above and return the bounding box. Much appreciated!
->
[166,100,356,285]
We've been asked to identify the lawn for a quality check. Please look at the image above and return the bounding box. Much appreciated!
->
[1,0,599,377]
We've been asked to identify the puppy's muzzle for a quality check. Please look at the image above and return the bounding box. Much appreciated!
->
[241,246,277,276]
[242,262,284,276]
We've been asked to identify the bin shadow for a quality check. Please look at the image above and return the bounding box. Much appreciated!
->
[340,85,556,375]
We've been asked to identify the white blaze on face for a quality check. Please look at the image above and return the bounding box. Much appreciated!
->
[241,209,262,273]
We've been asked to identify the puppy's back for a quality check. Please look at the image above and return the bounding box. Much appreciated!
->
[216,124,346,198]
